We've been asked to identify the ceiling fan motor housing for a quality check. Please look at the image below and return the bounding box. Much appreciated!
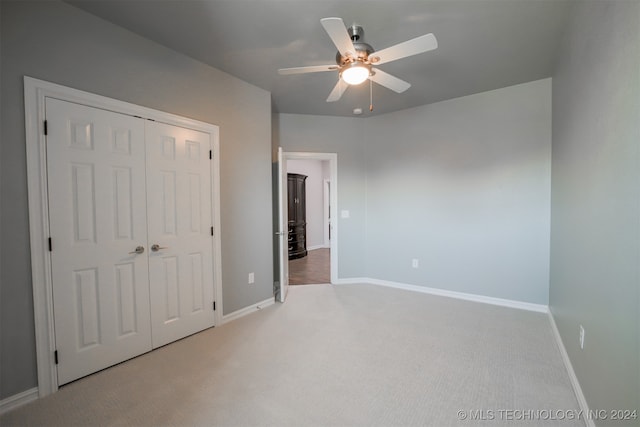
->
[335,24,374,65]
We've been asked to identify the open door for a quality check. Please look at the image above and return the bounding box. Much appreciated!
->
[277,147,289,302]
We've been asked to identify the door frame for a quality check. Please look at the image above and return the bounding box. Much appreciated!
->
[280,151,338,285]
[323,179,331,248]
[24,77,223,397]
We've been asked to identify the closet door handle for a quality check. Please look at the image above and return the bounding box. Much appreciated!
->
[151,244,168,252]
[129,246,145,254]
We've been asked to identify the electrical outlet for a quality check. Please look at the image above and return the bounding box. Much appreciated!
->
[412,259,419,268]
[248,272,255,284]
[579,325,585,349]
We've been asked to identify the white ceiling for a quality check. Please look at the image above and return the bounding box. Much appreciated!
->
[66,0,575,117]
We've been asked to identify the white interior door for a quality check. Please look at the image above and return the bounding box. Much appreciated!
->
[277,147,289,302]
[145,121,215,347]
[46,98,152,385]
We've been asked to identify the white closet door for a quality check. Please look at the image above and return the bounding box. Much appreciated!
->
[46,98,152,385]
[145,121,215,348]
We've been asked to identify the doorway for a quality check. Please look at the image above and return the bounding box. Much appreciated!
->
[275,151,337,301]
[287,159,331,285]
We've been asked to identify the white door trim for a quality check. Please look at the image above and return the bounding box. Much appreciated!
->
[282,152,338,284]
[323,179,331,248]
[24,76,223,397]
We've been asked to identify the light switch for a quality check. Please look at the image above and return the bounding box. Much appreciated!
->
[341,210,350,219]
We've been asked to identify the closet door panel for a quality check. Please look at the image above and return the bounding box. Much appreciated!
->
[146,121,215,348]
[46,98,152,385]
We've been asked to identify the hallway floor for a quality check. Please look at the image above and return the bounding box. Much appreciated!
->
[289,248,330,285]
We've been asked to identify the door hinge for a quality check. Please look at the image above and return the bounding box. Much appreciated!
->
[209,150,212,160]
[48,237,52,252]
[213,301,216,311]
[54,350,58,365]
[211,226,214,236]
[44,120,48,136]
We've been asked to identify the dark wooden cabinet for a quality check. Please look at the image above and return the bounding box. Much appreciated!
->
[288,173,307,260]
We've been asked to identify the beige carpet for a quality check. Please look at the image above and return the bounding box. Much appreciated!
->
[1,284,582,426]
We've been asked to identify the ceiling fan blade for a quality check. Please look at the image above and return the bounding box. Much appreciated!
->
[320,17,356,59]
[369,33,437,65]
[278,65,338,75]
[369,69,411,93]
[326,79,347,102]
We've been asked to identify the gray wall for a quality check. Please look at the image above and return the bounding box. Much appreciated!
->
[364,80,552,304]
[277,114,367,278]
[0,0,4,400]
[279,80,552,305]
[0,1,273,399]
[550,0,640,419]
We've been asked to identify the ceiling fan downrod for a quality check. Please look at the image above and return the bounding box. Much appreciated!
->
[336,24,374,65]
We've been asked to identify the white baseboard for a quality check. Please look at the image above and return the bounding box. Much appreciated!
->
[334,277,548,313]
[548,312,594,427]
[222,297,275,324]
[306,245,328,251]
[333,277,370,285]
[0,387,38,415]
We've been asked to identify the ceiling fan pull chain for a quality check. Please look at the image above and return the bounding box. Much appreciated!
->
[369,78,374,112]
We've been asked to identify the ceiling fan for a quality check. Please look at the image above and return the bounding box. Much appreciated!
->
[278,17,438,104]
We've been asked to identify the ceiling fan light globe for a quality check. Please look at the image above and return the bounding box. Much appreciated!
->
[341,65,370,85]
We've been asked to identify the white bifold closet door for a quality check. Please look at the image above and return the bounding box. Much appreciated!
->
[46,98,215,385]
